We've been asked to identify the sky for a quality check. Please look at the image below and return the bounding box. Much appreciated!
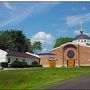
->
[0,1,90,53]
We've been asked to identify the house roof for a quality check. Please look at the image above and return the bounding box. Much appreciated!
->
[6,51,40,59]
[26,52,40,58]
[38,53,56,56]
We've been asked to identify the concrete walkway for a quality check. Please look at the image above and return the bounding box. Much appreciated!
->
[46,74,90,89]
[0,67,42,70]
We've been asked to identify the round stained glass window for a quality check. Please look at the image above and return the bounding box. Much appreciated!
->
[67,50,75,58]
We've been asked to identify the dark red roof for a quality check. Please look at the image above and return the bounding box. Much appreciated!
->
[6,51,39,59]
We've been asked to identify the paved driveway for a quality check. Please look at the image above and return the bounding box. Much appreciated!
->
[46,74,90,89]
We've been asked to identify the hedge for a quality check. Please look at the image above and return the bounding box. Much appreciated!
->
[10,60,27,68]
[1,62,8,68]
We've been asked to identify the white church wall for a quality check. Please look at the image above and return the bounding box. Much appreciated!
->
[73,39,90,46]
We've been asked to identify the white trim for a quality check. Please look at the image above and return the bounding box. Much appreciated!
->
[56,65,62,67]
[80,64,90,66]
[26,52,40,58]
[49,42,73,52]
[42,65,49,67]
[42,64,90,67]
[49,41,90,52]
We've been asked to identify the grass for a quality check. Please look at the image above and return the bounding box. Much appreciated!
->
[0,67,90,89]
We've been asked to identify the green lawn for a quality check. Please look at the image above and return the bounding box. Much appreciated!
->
[0,67,90,89]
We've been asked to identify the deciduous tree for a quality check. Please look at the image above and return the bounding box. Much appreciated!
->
[53,37,74,48]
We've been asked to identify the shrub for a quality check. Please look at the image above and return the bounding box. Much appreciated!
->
[10,60,27,68]
[10,60,41,68]
[10,60,22,68]
[1,62,8,68]
[21,61,27,68]
[31,61,38,66]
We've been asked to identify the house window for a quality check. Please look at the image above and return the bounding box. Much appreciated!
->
[8,58,10,63]
[16,58,18,61]
[23,59,25,62]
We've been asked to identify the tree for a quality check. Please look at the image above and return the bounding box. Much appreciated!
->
[0,30,42,53]
[24,39,33,53]
[53,37,74,48]
[0,31,11,50]
[32,41,42,54]
[0,30,32,52]
[9,30,27,52]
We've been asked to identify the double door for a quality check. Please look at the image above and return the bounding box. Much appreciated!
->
[67,59,75,67]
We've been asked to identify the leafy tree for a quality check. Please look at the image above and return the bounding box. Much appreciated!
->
[24,39,33,53]
[32,41,42,54]
[53,37,74,48]
[0,30,42,53]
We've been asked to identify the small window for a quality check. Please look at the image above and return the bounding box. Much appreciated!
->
[84,40,86,42]
[81,40,83,42]
[8,58,10,63]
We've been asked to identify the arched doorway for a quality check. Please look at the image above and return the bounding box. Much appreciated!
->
[63,44,77,67]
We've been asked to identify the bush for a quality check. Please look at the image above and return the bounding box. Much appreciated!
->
[10,60,27,68]
[31,61,38,66]
[10,60,41,68]
[10,60,21,68]
[1,62,8,68]
[21,61,27,68]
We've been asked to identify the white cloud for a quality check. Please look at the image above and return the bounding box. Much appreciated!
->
[66,13,90,27]
[74,30,80,35]
[31,31,54,45]
[0,2,59,28]
[66,15,82,27]
[3,2,13,9]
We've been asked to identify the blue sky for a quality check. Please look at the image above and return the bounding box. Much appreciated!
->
[0,1,90,52]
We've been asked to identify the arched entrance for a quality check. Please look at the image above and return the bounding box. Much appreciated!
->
[63,44,77,67]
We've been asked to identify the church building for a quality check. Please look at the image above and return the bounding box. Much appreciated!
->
[39,26,90,67]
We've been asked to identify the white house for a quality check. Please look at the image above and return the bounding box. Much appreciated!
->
[0,49,40,66]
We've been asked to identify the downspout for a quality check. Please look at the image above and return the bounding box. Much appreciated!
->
[78,44,80,67]
[62,48,64,67]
